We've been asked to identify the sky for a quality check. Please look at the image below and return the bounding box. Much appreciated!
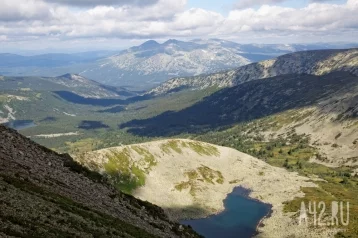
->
[0,0,357,53]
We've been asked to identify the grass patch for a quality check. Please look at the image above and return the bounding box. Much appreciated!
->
[229,179,241,184]
[197,166,224,184]
[175,181,191,191]
[101,146,159,194]
[175,166,224,196]
[160,140,183,154]
[131,146,157,171]
[159,140,220,157]
[104,148,146,194]
[186,141,220,156]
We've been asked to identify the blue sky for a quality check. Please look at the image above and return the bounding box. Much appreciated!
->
[187,0,347,14]
[187,0,235,14]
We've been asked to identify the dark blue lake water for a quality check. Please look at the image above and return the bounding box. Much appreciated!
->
[181,187,271,238]
[4,120,37,130]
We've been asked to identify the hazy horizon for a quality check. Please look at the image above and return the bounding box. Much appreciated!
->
[1,38,357,56]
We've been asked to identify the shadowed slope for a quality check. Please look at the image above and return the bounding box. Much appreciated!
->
[120,72,358,136]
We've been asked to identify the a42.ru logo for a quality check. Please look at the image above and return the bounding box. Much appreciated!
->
[298,201,349,226]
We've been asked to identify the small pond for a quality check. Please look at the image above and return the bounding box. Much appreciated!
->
[181,187,272,238]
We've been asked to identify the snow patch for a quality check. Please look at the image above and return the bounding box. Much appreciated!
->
[7,95,29,101]
[0,104,16,122]
[0,117,9,124]
[32,132,80,138]
[63,112,76,117]
[4,105,15,117]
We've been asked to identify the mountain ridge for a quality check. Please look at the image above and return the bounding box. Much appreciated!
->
[148,48,358,96]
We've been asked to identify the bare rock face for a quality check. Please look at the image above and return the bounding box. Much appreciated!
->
[0,125,200,238]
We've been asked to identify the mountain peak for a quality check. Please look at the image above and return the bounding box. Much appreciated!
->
[140,40,160,48]
[163,39,180,45]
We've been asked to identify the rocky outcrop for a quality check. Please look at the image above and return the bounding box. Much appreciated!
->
[0,125,200,237]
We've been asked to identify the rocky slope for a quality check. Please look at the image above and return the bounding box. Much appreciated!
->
[148,48,358,96]
[76,139,338,238]
[262,82,358,169]
[0,125,200,237]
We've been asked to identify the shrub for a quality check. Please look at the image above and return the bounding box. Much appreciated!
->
[335,132,342,140]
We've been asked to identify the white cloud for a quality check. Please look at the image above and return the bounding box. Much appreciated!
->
[310,0,337,2]
[0,0,357,48]
[42,0,159,7]
[0,0,52,21]
[235,0,286,9]
[0,35,7,41]
[224,2,358,33]
[234,0,340,9]
[173,8,224,31]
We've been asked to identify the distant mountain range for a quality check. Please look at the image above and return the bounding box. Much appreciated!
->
[1,39,357,89]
